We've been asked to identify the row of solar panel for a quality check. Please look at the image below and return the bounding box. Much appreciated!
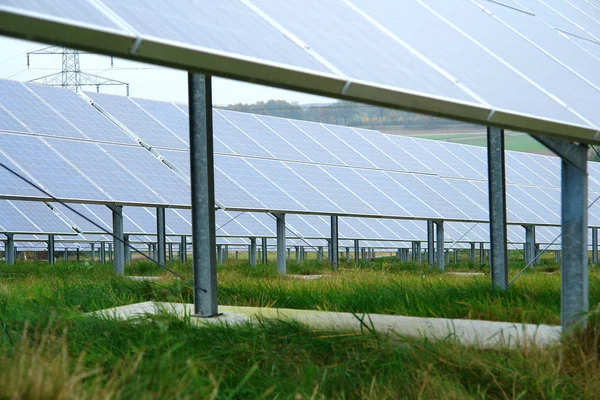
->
[4,79,600,228]
[4,0,600,142]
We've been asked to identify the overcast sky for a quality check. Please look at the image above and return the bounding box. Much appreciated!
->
[0,38,334,106]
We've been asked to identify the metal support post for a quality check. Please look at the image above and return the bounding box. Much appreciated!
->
[453,249,457,264]
[48,235,55,265]
[317,246,323,261]
[287,248,290,260]
[435,221,444,270]
[593,228,598,265]
[189,72,218,317]
[275,213,286,274]
[295,246,300,263]
[64,249,68,261]
[534,136,589,332]
[5,234,14,265]
[108,243,113,262]
[345,247,350,262]
[479,243,484,264]
[555,250,561,263]
[90,243,95,261]
[100,243,105,264]
[217,245,223,264]
[168,243,173,262]
[156,207,166,267]
[487,126,509,289]
[470,242,476,264]
[535,243,541,265]
[111,205,124,275]
[416,242,422,263]
[331,215,339,269]
[124,235,131,265]
[76,248,80,261]
[261,237,268,264]
[249,238,257,266]
[524,225,535,265]
[180,236,187,262]
[354,239,360,263]
[427,220,435,266]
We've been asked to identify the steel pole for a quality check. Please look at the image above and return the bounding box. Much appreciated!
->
[487,126,509,290]
[188,72,218,317]
[435,221,444,270]
[111,205,124,275]
[156,207,166,267]
[561,144,589,331]
[275,213,286,274]
[331,215,339,269]
[427,220,435,266]
[48,235,54,265]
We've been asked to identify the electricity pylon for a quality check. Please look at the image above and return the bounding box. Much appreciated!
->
[27,46,129,95]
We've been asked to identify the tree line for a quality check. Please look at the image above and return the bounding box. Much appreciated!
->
[219,99,476,130]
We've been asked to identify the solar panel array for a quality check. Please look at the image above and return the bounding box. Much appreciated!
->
[3,1,600,143]
[4,77,600,253]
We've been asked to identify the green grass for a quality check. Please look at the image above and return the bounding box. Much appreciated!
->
[0,259,599,398]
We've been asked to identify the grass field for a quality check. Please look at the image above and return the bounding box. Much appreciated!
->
[0,258,599,398]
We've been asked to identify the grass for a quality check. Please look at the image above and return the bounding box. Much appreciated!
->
[0,258,599,398]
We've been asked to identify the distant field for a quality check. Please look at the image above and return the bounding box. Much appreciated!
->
[366,124,552,155]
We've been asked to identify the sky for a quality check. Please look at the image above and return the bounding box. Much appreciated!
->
[0,38,334,106]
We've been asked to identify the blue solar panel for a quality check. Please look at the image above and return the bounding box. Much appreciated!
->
[100,144,190,206]
[11,200,73,234]
[324,124,406,172]
[255,115,342,165]
[87,92,185,149]
[246,158,343,214]
[291,120,375,169]
[0,149,50,199]
[166,209,192,235]
[506,185,551,225]
[47,139,166,205]
[99,0,330,73]
[0,134,109,201]
[213,168,267,211]
[215,155,303,212]
[0,105,27,133]
[220,110,311,162]
[354,129,431,174]
[0,0,125,31]
[0,80,86,139]
[285,162,376,216]
[27,83,135,144]
[51,203,111,233]
[415,139,485,180]
[0,200,40,233]
[131,98,190,145]
[213,111,272,158]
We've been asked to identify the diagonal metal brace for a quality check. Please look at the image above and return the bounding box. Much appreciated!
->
[531,135,587,171]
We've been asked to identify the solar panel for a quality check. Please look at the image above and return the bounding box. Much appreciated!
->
[0,80,87,139]
[130,98,190,145]
[0,134,109,201]
[219,110,312,162]
[51,203,111,233]
[3,0,600,143]
[0,200,40,233]
[87,92,186,149]
[28,83,135,144]
[47,139,166,205]
[100,144,190,206]
[0,105,27,133]
[11,200,74,234]
[0,150,51,199]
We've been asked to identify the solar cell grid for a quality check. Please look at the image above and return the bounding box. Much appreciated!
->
[99,0,330,73]
[255,115,341,165]
[220,110,311,162]
[47,139,165,205]
[0,134,108,201]
[0,80,86,139]
[88,92,185,149]
[247,158,343,214]
[11,201,72,233]
[0,105,27,133]
[131,98,190,145]
[100,144,190,206]
[0,201,40,233]
[28,83,134,144]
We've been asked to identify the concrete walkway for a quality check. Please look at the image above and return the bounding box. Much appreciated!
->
[90,301,561,349]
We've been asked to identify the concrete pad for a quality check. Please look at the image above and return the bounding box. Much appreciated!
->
[126,276,161,281]
[90,302,561,349]
[446,272,485,277]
